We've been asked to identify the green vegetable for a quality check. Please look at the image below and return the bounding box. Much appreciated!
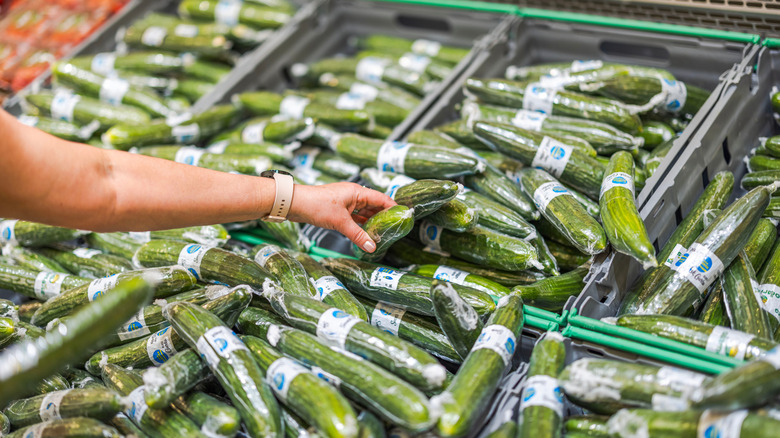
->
[430,281,483,359]
[6,246,68,273]
[512,267,588,312]
[579,76,709,116]
[691,346,780,409]
[749,154,780,172]
[314,73,421,111]
[484,421,518,438]
[136,145,272,175]
[123,20,232,57]
[5,417,122,438]
[545,240,590,271]
[519,331,566,438]
[15,114,92,141]
[640,121,675,150]
[722,251,772,339]
[172,392,241,438]
[564,415,610,438]
[142,349,209,409]
[61,368,103,390]
[250,244,317,297]
[353,205,414,261]
[357,35,468,65]
[758,240,780,339]
[179,0,292,29]
[744,171,780,190]
[698,287,729,327]
[412,264,510,298]
[3,388,124,428]
[259,221,311,252]
[39,245,133,279]
[0,220,86,247]
[359,170,460,219]
[303,88,409,127]
[237,91,369,129]
[292,252,367,320]
[26,91,150,129]
[0,262,89,301]
[463,165,539,222]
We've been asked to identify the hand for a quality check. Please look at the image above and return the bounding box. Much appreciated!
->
[288,182,396,252]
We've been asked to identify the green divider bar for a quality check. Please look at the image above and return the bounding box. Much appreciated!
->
[563,325,733,374]
[520,8,759,44]
[568,311,742,368]
[526,315,558,332]
[369,0,518,14]
[524,306,566,326]
[763,38,780,48]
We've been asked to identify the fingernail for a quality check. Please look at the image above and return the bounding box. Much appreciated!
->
[363,240,376,253]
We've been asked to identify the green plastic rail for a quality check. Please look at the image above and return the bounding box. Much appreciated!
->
[369,0,517,14]
[763,38,780,48]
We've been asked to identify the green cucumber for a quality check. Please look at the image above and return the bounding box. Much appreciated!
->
[3,388,124,428]
[484,421,518,438]
[561,183,601,218]
[123,21,232,57]
[0,276,155,406]
[640,121,675,150]
[600,151,657,267]
[698,287,729,327]
[136,145,272,176]
[69,51,185,76]
[61,368,103,390]
[292,252,367,320]
[564,415,610,438]
[0,411,7,435]
[0,316,15,347]
[208,140,296,164]
[149,225,230,247]
[85,233,144,260]
[282,407,321,438]
[722,251,772,338]
[435,119,489,150]
[32,266,197,326]
[359,170,460,219]
[303,88,409,127]
[259,221,311,252]
[353,205,414,261]
[434,295,524,437]
[18,302,42,323]
[237,91,369,129]
[764,136,780,157]
[142,349,210,409]
[314,73,421,111]
[749,154,780,172]
[15,114,91,141]
[504,61,673,83]
[178,0,292,29]
[458,189,537,236]
[109,413,148,437]
[580,76,709,116]
[237,305,289,340]
[531,233,561,277]
[519,331,566,438]
[172,392,241,438]
[33,375,71,395]
[25,91,150,129]
[5,417,121,438]
[463,165,539,222]
[758,240,780,338]
[546,240,590,271]
[430,281,483,359]
[250,243,316,298]
[0,298,16,319]
[406,130,465,150]
[477,151,525,176]
[763,196,780,218]
[7,246,68,273]
[744,218,777,270]
[0,262,89,301]
[39,246,133,279]
[321,258,495,317]
[607,409,780,438]
[357,35,468,66]
[184,59,232,84]
[512,266,588,312]
[427,197,480,232]
[294,149,361,180]
[0,220,86,248]
[645,136,677,176]
[412,264,510,297]
[616,314,775,361]
[172,78,214,102]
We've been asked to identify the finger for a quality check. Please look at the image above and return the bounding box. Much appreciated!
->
[355,206,383,218]
[357,186,396,210]
[339,215,377,252]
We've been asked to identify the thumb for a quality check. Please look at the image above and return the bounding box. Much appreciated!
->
[340,217,377,253]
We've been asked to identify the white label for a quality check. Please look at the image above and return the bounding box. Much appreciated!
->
[0,219,17,245]
[128,231,151,243]
[538,74,571,89]
[33,271,69,300]
[316,308,362,348]
[419,221,447,255]
[279,95,310,120]
[384,174,416,199]
[166,112,193,127]
[215,0,242,26]
[50,90,80,122]
[91,52,116,75]
[146,326,179,366]
[661,78,688,113]
[697,410,748,438]
[72,247,102,259]
[174,147,206,167]
[241,121,268,144]
[207,140,230,154]
[656,366,707,392]
[126,386,148,423]
[676,243,725,294]
[376,141,412,174]
[411,39,441,57]
[313,276,344,301]
[141,26,167,47]
[432,265,469,286]
[266,357,307,401]
[520,375,564,417]
[349,83,379,102]
[311,366,342,387]
[762,346,780,369]
[336,92,367,110]
[756,283,780,324]
[99,76,130,106]
[371,301,406,336]
[532,136,572,178]
[174,24,199,38]
[87,274,120,302]
[18,115,39,127]
[473,324,517,366]
[253,246,280,268]
[172,124,200,144]
[533,181,571,212]
[291,147,320,171]
[570,59,603,72]
[511,109,547,132]
[600,172,635,199]
[664,243,688,269]
[523,83,556,114]
[177,244,210,281]
[117,308,149,341]
[399,53,431,74]
[198,326,247,367]
[705,326,755,360]
[39,390,69,421]
[369,267,404,290]
[355,57,390,83]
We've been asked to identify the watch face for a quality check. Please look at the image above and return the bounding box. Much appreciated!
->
[260,169,292,178]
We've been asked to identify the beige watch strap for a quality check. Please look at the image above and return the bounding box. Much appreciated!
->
[264,173,295,222]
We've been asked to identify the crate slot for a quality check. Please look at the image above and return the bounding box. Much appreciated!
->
[599,40,671,62]
[395,14,452,32]
[722,137,732,163]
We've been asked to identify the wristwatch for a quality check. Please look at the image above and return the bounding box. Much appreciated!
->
[260,170,295,223]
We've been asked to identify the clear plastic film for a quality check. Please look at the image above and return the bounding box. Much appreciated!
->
[250,243,317,298]
[430,281,483,359]
[354,205,415,262]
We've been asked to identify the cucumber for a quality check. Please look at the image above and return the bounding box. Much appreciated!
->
[722,251,773,338]
[600,151,657,267]
[314,73,421,111]
[33,375,71,396]
[430,281,483,359]
[0,276,155,406]
[334,134,483,179]
[520,169,607,255]
[477,151,525,176]
[353,205,415,261]
[294,149,361,180]
[608,409,780,438]
[52,62,174,118]
[505,61,673,84]
[763,196,780,217]
[512,266,588,312]
[458,189,538,236]
[109,413,148,437]
[265,291,447,391]
[744,218,777,270]
[435,119,489,150]
[640,121,675,150]
[32,266,197,326]
[616,314,775,361]
[123,22,232,57]
[412,264,510,298]
[463,165,539,222]
[148,225,230,247]
[104,104,242,150]
[698,287,729,327]
[546,240,590,271]
[282,407,321,438]
[620,171,734,315]
[359,170,460,219]
[644,136,677,176]
[171,392,241,438]
[6,246,68,274]
[636,183,777,316]
[758,240,780,338]
[580,76,709,116]
[101,364,206,437]
[484,421,518,438]
[86,233,144,260]
[15,114,92,141]
[61,368,103,390]
[178,0,292,29]
[564,415,610,438]
[749,154,780,172]
[465,78,642,133]
[259,221,311,252]
[691,346,780,409]
[172,78,214,102]
[474,122,606,200]
[764,136,780,157]
[136,145,272,176]
[135,239,272,289]
[0,411,7,435]
[292,252,367,321]
[357,35,468,66]
[142,349,209,409]
[561,183,601,218]
[406,130,465,150]
[236,91,369,129]
[519,331,566,438]
[0,298,16,319]
[0,262,89,301]
[0,220,86,248]
[25,90,150,129]
[39,246,133,279]
[237,305,289,340]
[69,51,186,76]
[3,388,125,428]
[265,325,435,431]
[0,316,15,347]
[18,302,43,323]
[427,197,480,232]
[303,88,409,127]
[208,140,296,164]
[5,417,122,438]
[250,243,317,298]
[434,295,524,437]
[559,358,709,414]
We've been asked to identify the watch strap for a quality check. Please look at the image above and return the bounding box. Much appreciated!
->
[265,172,295,222]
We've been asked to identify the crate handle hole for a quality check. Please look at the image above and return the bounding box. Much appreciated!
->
[395,14,451,32]
[599,41,670,62]
[675,205,683,226]
[722,138,731,164]
[585,348,606,357]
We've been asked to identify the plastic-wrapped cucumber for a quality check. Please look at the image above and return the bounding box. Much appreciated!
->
[698,287,729,327]
[135,239,272,289]
[512,267,588,312]
[243,335,359,438]
[69,51,187,76]
[0,411,7,435]
[456,189,538,236]
[164,301,283,437]
[316,73,422,111]
[545,240,590,271]
[39,245,133,279]
[0,316,15,347]
[356,410,385,438]
[292,252,366,320]
[123,20,232,56]
[353,205,414,261]
[208,141,296,164]
[85,233,144,260]
[559,358,709,414]
[31,266,197,326]
[359,170,460,219]
[466,78,642,133]
[250,244,316,298]
[579,76,710,116]
[33,375,71,395]
[334,134,483,179]
[564,415,610,438]
[61,368,103,390]
[722,251,773,339]
[236,91,369,129]
[17,302,42,323]
[355,50,451,81]
[430,281,483,359]
[691,346,780,409]
[26,90,150,129]
[645,137,677,176]
[15,114,92,141]
[179,0,292,29]
[520,169,607,255]
[259,221,311,252]
[749,154,780,172]
[406,129,466,150]
[265,291,447,391]
[291,148,361,180]
[136,145,272,175]
[0,262,89,300]
[607,409,768,438]
[321,258,495,317]
[519,332,566,438]
[758,241,780,337]
[463,165,539,221]
[504,61,673,83]
[52,62,174,118]
[303,88,409,127]
[88,227,230,258]
[640,120,675,150]
[427,196,480,232]
[636,183,777,316]
[104,104,241,150]
[142,349,209,409]
[434,295,523,437]
[357,35,469,66]
[483,421,518,438]
[412,264,510,298]
[3,388,125,428]
[600,151,657,267]
[172,391,241,438]
[743,170,780,189]
[0,298,16,319]
[763,196,780,218]
[5,417,122,438]
[0,220,86,248]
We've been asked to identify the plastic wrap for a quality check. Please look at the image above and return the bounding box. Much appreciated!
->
[412,264,510,298]
[293,252,367,321]
[430,281,483,359]
[259,221,312,253]
[0,262,89,301]
[250,243,317,298]
[519,331,566,438]
[3,387,125,428]
[142,349,210,409]
[353,205,415,262]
